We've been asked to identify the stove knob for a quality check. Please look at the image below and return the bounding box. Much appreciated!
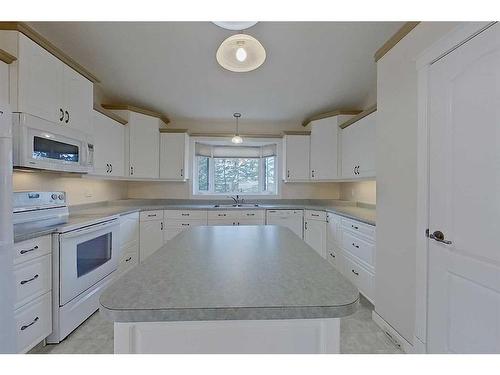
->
[58,194,65,201]
[51,193,58,200]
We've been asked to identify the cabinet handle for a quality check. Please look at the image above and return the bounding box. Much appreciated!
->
[125,257,132,262]
[181,213,190,216]
[247,213,255,216]
[351,269,359,276]
[218,213,226,217]
[311,170,315,178]
[20,274,39,285]
[304,221,308,230]
[329,252,336,258]
[287,170,290,179]
[311,213,319,217]
[351,224,359,230]
[106,163,110,173]
[59,108,64,122]
[130,166,134,175]
[352,243,359,249]
[110,164,113,173]
[180,168,184,177]
[181,223,190,226]
[20,245,38,255]
[160,222,164,230]
[64,110,69,124]
[20,316,39,331]
[147,214,157,217]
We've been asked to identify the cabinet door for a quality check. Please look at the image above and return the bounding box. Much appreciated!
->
[62,65,93,134]
[304,220,326,258]
[356,112,376,177]
[92,111,125,176]
[159,133,189,180]
[17,34,62,124]
[326,213,342,245]
[139,220,163,262]
[310,118,339,180]
[340,123,358,178]
[128,113,160,178]
[284,135,310,181]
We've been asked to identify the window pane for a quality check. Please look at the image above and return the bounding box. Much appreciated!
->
[214,158,259,193]
[197,156,209,191]
[264,156,276,193]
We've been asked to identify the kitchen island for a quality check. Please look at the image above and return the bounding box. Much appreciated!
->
[100,225,359,353]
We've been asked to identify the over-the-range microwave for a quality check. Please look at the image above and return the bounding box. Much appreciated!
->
[12,113,94,173]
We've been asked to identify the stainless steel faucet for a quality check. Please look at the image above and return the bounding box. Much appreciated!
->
[228,195,243,205]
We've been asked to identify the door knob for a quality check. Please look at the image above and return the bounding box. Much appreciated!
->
[429,230,452,245]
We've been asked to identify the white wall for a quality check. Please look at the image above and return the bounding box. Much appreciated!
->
[13,171,128,206]
[375,22,461,345]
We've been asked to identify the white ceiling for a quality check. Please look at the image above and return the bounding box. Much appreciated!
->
[29,22,402,124]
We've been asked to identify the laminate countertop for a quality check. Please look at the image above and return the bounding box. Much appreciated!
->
[13,199,375,243]
[99,225,359,322]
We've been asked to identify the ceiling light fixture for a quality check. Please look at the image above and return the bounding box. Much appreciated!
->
[212,22,258,31]
[216,34,266,73]
[232,113,243,144]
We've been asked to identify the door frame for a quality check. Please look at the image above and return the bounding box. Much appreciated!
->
[414,21,496,353]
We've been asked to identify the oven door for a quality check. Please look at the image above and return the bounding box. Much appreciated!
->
[59,219,119,306]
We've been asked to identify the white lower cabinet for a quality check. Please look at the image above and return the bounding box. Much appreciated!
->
[207,210,265,226]
[164,210,208,242]
[304,210,327,258]
[118,212,139,276]
[139,211,164,262]
[343,254,374,303]
[12,235,52,353]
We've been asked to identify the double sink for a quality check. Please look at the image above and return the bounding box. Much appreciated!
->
[213,204,260,208]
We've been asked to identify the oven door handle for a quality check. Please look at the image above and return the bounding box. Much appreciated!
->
[60,219,118,239]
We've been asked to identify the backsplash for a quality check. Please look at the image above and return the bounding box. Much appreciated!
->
[339,180,376,205]
[13,171,128,205]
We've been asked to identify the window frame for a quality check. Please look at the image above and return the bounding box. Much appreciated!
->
[191,138,281,198]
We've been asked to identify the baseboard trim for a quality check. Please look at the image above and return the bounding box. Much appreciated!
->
[372,311,414,353]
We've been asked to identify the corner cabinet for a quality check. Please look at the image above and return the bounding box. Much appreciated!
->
[159,132,190,180]
[3,33,93,134]
[91,110,125,177]
[283,134,310,182]
[126,112,160,179]
[340,111,376,179]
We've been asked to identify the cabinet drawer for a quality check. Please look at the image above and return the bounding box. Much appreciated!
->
[13,235,51,265]
[208,211,232,220]
[305,210,326,221]
[14,254,51,310]
[139,210,164,221]
[15,292,52,353]
[208,210,265,220]
[342,231,375,267]
[117,249,139,276]
[341,218,375,240]
[164,210,207,220]
[238,210,265,219]
[326,244,343,272]
[165,219,207,228]
[343,256,374,303]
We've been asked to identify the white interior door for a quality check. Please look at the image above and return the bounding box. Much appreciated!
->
[427,23,500,354]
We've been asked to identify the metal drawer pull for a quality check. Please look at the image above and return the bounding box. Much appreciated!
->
[181,213,190,216]
[125,257,132,262]
[351,269,359,276]
[59,108,64,121]
[351,225,359,230]
[21,316,39,331]
[20,245,38,255]
[352,243,359,249]
[247,213,255,216]
[311,214,319,217]
[147,214,157,217]
[20,274,39,285]
[329,252,336,258]
[181,223,190,226]
[218,214,226,216]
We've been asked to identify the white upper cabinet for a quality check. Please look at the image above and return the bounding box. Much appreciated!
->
[92,110,125,177]
[159,132,189,180]
[127,112,160,179]
[13,34,92,134]
[341,111,376,179]
[61,64,93,133]
[309,117,340,180]
[17,34,63,124]
[283,134,310,181]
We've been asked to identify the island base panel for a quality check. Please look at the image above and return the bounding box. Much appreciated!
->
[114,318,340,354]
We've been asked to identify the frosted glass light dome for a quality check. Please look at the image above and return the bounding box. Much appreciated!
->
[216,34,266,73]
